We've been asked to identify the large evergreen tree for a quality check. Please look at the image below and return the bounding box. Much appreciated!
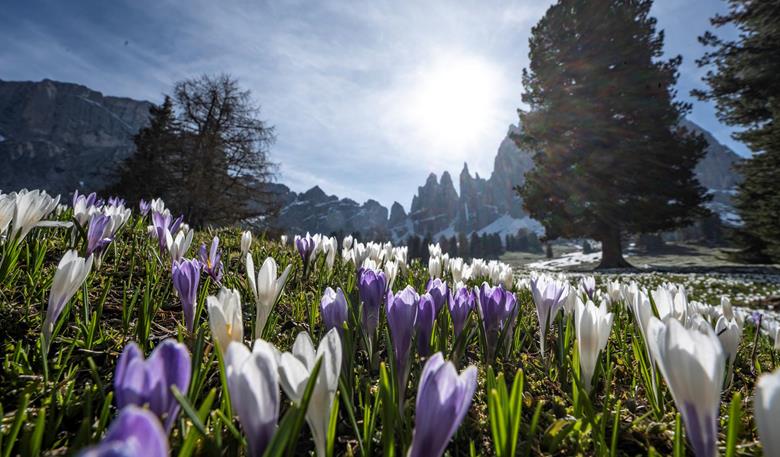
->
[516,0,710,268]
[695,0,780,262]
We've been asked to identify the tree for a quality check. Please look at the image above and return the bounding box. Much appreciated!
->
[694,0,780,262]
[108,96,178,204]
[110,74,278,227]
[516,0,710,268]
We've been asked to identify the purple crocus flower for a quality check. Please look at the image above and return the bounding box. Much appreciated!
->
[386,285,419,405]
[107,196,126,207]
[321,286,348,332]
[426,278,448,315]
[477,283,518,359]
[172,259,202,332]
[86,213,114,257]
[358,267,387,336]
[78,406,169,457]
[449,286,475,338]
[417,293,436,356]
[580,276,596,300]
[114,340,192,432]
[151,211,183,253]
[139,199,151,216]
[407,353,477,457]
[199,236,223,284]
[295,233,315,265]
[72,190,97,209]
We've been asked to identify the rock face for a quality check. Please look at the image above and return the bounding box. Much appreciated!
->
[0,79,744,239]
[0,79,152,195]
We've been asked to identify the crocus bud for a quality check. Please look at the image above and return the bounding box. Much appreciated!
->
[530,274,567,357]
[426,278,448,315]
[647,318,723,457]
[225,340,280,457]
[574,297,613,391]
[172,259,201,332]
[280,234,288,245]
[78,406,168,457]
[448,285,474,337]
[43,250,93,348]
[407,353,477,457]
[715,313,741,385]
[416,293,435,356]
[579,276,596,300]
[358,268,387,336]
[383,260,399,292]
[278,330,341,457]
[241,230,252,257]
[207,287,243,352]
[320,287,348,332]
[428,256,442,278]
[295,233,315,264]
[386,286,419,404]
[246,255,292,338]
[139,199,151,216]
[0,192,16,237]
[199,236,223,284]
[477,283,518,359]
[754,368,780,456]
[167,228,194,263]
[114,340,191,431]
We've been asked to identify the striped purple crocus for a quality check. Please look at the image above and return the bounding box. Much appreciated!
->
[151,211,183,253]
[449,285,475,338]
[172,258,202,332]
[321,286,348,332]
[477,283,518,359]
[86,213,114,258]
[295,233,316,265]
[199,236,223,284]
[358,267,387,336]
[78,406,169,457]
[386,285,419,405]
[139,199,151,216]
[426,278,448,315]
[114,339,192,432]
[407,353,477,457]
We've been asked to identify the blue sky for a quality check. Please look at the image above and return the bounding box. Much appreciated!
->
[1,0,741,209]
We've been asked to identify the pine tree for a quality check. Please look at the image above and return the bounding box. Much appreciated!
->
[516,0,710,268]
[695,0,780,262]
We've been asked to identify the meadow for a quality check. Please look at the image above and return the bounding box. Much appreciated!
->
[1,189,779,456]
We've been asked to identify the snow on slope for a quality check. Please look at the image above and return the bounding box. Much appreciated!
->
[476,214,545,238]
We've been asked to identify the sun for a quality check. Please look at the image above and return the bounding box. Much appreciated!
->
[400,53,505,152]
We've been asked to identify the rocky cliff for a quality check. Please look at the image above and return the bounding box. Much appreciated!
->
[0,79,152,195]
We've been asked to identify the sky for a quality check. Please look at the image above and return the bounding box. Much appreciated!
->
[0,0,742,209]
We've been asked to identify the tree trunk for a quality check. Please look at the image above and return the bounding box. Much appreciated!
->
[597,229,633,269]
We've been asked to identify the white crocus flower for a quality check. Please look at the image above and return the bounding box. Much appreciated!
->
[150,198,166,214]
[606,279,623,304]
[651,284,687,322]
[754,368,780,456]
[342,235,353,251]
[574,297,613,391]
[323,236,337,272]
[246,255,292,339]
[0,192,16,237]
[224,340,280,457]
[646,317,724,457]
[384,260,398,292]
[715,311,741,386]
[240,231,253,257]
[166,228,194,263]
[207,288,244,352]
[278,329,342,457]
[43,250,93,348]
[428,256,442,278]
[11,189,60,243]
[280,234,288,245]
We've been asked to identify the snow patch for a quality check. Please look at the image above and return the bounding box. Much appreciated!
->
[476,214,545,238]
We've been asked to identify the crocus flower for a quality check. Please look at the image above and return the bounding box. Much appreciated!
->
[428,256,442,278]
[384,260,399,291]
[167,228,194,263]
[651,284,687,322]
[426,277,448,315]
[241,230,252,257]
[280,234,288,245]
[77,406,168,457]
[323,236,337,272]
[278,329,342,457]
[579,276,596,299]
[574,298,614,392]
[207,287,243,352]
[10,189,60,243]
[139,199,151,216]
[715,312,741,386]
[320,287,348,332]
[199,236,223,283]
[407,353,477,457]
[72,190,98,228]
[151,211,183,253]
[449,284,474,337]
[0,192,16,237]
[172,258,201,332]
[114,339,191,432]
[754,368,780,456]
[646,317,724,457]
[530,275,567,357]
[42,250,93,349]
[295,233,316,265]
[246,255,292,338]
[416,293,435,356]
[386,286,420,403]
[357,267,387,336]
[225,340,280,457]
[86,213,114,258]
[477,283,518,359]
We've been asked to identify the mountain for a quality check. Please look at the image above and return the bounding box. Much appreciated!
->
[0,79,152,195]
[0,79,743,239]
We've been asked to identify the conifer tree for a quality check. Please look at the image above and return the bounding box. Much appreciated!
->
[516,0,710,268]
[695,0,780,262]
